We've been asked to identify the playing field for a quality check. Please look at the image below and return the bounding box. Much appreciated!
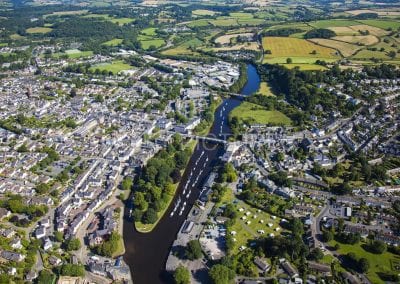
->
[309,38,361,57]
[26,27,52,34]
[262,37,340,63]
[89,60,132,74]
[230,102,291,126]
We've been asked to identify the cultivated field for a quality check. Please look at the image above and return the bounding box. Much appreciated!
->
[348,24,389,36]
[309,38,361,57]
[192,9,218,16]
[212,42,260,52]
[214,33,254,44]
[333,35,379,45]
[262,37,340,65]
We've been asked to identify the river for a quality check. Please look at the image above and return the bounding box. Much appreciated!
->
[122,64,261,284]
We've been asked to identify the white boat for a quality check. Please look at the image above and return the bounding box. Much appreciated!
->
[186,191,190,198]
[170,211,174,217]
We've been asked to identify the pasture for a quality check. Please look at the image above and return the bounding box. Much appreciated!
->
[192,9,218,16]
[214,33,254,44]
[230,102,291,126]
[309,19,360,28]
[161,38,203,56]
[359,19,400,30]
[26,27,52,34]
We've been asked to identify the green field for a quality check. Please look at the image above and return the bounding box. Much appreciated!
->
[284,63,327,71]
[359,19,400,30]
[162,38,203,56]
[26,27,53,34]
[230,102,291,126]
[140,39,166,50]
[328,240,400,284]
[257,82,275,97]
[309,19,361,28]
[89,60,132,74]
[192,9,217,16]
[102,38,123,46]
[140,27,158,36]
[210,18,239,27]
[52,49,93,59]
[187,19,211,28]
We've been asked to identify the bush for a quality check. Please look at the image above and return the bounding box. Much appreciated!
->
[185,240,202,260]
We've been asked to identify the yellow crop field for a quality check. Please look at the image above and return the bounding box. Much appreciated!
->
[262,37,339,59]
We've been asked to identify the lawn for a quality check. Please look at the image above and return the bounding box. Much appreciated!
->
[102,38,123,46]
[26,27,53,34]
[89,60,132,74]
[328,240,400,284]
[230,102,291,126]
[65,49,93,58]
[218,189,286,254]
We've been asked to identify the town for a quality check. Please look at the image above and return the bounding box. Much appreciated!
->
[0,0,400,284]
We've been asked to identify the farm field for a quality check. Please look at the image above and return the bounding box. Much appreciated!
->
[138,28,165,50]
[309,38,361,57]
[44,10,89,18]
[161,38,203,56]
[187,19,211,28]
[348,24,389,36]
[192,9,218,16]
[102,38,123,46]
[284,63,327,71]
[309,19,361,28]
[215,33,254,44]
[210,18,239,27]
[358,19,400,30]
[346,9,400,17]
[262,37,340,65]
[211,42,260,52]
[328,26,360,35]
[333,35,379,45]
[26,27,52,34]
[230,102,291,126]
[89,60,132,74]
[328,240,400,284]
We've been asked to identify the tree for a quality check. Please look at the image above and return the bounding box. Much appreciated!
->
[174,265,190,284]
[322,230,334,242]
[54,231,64,242]
[65,238,81,251]
[209,264,235,284]
[133,192,147,211]
[143,208,157,224]
[286,58,293,64]
[121,176,133,191]
[359,258,369,273]
[185,240,202,260]
[308,248,324,261]
[60,264,85,277]
[38,270,54,284]
[17,143,28,152]
[368,240,387,254]
[388,50,396,59]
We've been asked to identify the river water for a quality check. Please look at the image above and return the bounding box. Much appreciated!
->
[122,64,260,284]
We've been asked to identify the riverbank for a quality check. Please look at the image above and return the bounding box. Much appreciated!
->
[134,139,197,233]
[122,63,261,284]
